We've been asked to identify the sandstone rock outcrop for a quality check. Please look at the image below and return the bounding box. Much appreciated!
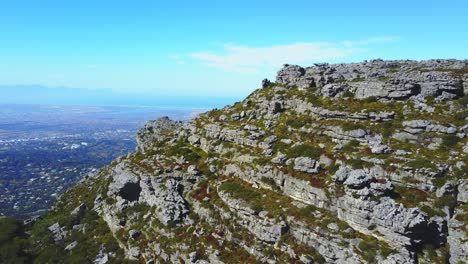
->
[31,59,467,264]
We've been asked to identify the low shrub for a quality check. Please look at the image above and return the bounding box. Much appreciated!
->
[287,144,321,159]
[439,134,461,151]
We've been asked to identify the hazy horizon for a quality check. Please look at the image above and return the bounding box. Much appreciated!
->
[0,84,242,109]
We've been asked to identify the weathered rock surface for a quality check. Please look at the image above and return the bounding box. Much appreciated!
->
[276,59,467,101]
[31,59,467,264]
[136,116,182,152]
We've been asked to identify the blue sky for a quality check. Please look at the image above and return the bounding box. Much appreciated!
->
[0,0,467,100]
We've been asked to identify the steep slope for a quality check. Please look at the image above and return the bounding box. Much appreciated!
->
[28,59,467,264]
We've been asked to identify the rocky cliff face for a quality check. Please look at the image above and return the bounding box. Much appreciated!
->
[32,59,467,264]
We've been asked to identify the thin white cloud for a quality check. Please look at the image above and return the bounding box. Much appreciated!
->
[189,37,396,73]
[342,36,397,47]
[169,54,186,65]
[86,64,98,69]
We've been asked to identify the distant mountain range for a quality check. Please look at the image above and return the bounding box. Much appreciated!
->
[0,85,241,109]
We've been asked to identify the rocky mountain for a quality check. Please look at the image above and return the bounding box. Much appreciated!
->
[13,59,468,263]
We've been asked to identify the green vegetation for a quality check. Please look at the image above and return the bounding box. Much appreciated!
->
[393,186,428,208]
[286,143,322,159]
[0,218,32,264]
[219,181,264,213]
[340,122,367,131]
[433,195,456,209]
[439,134,461,151]
[357,238,395,263]
[167,140,204,164]
[457,94,468,106]
[348,158,365,169]
[351,77,365,82]
[260,177,280,191]
[341,139,360,152]
[407,157,438,171]
[343,90,355,98]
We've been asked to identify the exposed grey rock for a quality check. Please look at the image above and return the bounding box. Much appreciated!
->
[72,224,85,232]
[293,157,321,174]
[319,154,333,167]
[129,229,141,240]
[48,222,67,242]
[343,170,373,189]
[271,152,288,164]
[299,255,313,264]
[403,119,432,129]
[218,190,288,244]
[337,197,429,247]
[395,149,411,156]
[320,83,350,97]
[370,181,394,196]
[189,251,198,263]
[53,59,468,264]
[436,182,456,198]
[107,162,141,203]
[262,78,271,88]
[219,115,227,122]
[392,131,418,142]
[448,216,468,264]
[136,117,181,153]
[456,181,468,203]
[367,135,392,154]
[128,246,141,259]
[65,241,78,251]
[71,203,86,215]
[187,165,199,175]
[94,249,109,264]
[332,166,350,183]
[276,59,466,100]
[327,222,340,231]
[269,101,283,114]
[188,135,201,145]
[139,175,189,224]
[276,64,314,89]
[264,135,278,145]
[289,219,363,263]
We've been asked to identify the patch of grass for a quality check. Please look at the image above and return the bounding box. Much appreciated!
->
[287,144,322,159]
[284,114,315,129]
[454,109,468,121]
[381,120,397,137]
[420,205,445,218]
[343,91,355,98]
[219,182,260,205]
[341,122,366,131]
[439,134,461,151]
[433,195,456,209]
[457,94,468,106]
[407,157,438,171]
[358,240,378,262]
[393,186,428,208]
[341,139,360,152]
[351,77,365,82]
[363,96,378,103]
[260,177,280,191]
[348,159,365,169]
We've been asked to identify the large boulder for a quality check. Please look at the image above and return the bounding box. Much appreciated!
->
[136,117,182,153]
[293,157,321,174]
[276,64,315,89]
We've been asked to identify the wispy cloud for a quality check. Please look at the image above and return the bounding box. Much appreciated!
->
[169,54,186,65]
[188,37,396,73]
[86,64,98,69]
[342,36,397,47]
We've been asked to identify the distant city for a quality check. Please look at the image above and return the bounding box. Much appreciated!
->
[0,104,204,218]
